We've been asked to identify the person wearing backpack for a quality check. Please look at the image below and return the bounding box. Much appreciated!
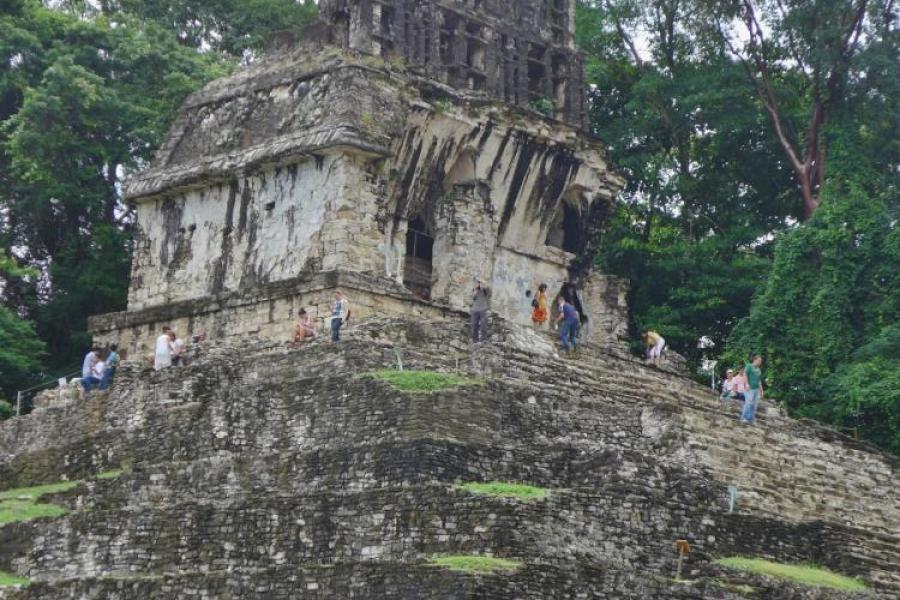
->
[330,290,350,343]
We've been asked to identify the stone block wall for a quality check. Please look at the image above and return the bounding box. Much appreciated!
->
[1,318,897,598]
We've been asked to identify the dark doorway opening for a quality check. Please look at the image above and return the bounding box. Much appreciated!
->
[546,203,581,254]
[403,217,434,300]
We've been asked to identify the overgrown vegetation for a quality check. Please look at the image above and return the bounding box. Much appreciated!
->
[455,482,549,502]
[714,557,868,592]
[0,480,78,525]
[0,0,895,452]
[0,469,127,525]
[362,370,483,393]
[577,0,898,452]
[428,555,522,574]
[0,571,29,587]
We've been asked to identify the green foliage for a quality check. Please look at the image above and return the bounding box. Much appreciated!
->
[0,498,68,524]
[578,0,796,367]
[0,400,13,420]
[428,556,522,574]
[0,304,45,400]
[455,482,549,501]
[0,480,79,500]
[362,370,483,393]
[0,1,229,369]
[0,571,29,587]
[99,0,319,57]
[726,184,899,452]
[714,557,868,592]
[0,479,78,525]
[95,468,125,480]
[529,97,554,117]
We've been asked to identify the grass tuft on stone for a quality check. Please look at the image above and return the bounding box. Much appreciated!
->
[362,370,483,393]
[714,557,868,592]
[428,555,522,574]
[95,469,125,480]
[0,499,69,525]
[0,479,81,526]
[455,482,549,502]
[0,571,30,587]
[0,481,79,501]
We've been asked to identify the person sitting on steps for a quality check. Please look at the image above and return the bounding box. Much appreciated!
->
[99,344,120,391]
[80,347,101,392]
[289,309,317,348]
[643,330,666,366]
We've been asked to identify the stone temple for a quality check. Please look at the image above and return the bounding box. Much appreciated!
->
[89,0,629,356]
[2,2,899,600]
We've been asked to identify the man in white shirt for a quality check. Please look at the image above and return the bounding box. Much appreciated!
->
[81,348,101,392]
[154,326,173,371]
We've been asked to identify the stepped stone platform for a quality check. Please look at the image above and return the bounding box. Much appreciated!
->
[1,317,898,599]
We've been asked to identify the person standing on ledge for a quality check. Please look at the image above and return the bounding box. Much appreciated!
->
[556,295,580,354]
[470,278,490,343]
[331,290,350,343]
[154,326,172,371]
[531,283,549,329]
[741,354,765,425]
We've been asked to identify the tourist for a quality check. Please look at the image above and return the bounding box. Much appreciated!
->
[556,296,579,354]
[732,366,748,402]
[643,330,666,365]
[471,278,490,343]
[81,348,101,392]
[154,326,173,371]
[292,309,317,345]
[92,352,107,383]
[169,330,186,366]
[531,283,549,329]
[99,344,120,391]
[331,290,350,342]
[740,354,765,425]
[720,369,735,400]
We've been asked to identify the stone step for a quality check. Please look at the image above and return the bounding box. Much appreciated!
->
[5,559,858,600]
[7,484,896,594]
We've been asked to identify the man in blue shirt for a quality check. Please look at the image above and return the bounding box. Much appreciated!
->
[556,296,580,354]
[99,344,120,391]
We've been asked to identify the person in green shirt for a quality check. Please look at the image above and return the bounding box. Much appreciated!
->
[740,354,764,424]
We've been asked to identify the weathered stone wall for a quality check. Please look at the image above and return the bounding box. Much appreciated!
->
[1,318,897,598]
[103,51,626,352]
[319,0,587,128]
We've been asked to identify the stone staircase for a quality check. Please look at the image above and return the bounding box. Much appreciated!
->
[0,317,896,599]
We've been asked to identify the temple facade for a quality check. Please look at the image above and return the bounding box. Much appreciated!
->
[89,0,628,357]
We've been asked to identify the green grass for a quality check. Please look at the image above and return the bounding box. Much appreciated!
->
[714,558,868,592]
[362,370,483,393]
[0,571,30,587]
[0,480,79,501]
[0,499,69,525]
[95,469,125,480]
[455,482,549,502]
[428,555,522,574]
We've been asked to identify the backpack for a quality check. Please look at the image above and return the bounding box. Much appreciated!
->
[531,297,539,309]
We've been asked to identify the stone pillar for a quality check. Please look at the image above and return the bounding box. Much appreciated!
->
[320,154,385,274]
[579,271,630,348]
[431,183,497,309]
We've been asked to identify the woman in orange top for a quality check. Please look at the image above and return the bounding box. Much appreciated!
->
[532,283,549,328]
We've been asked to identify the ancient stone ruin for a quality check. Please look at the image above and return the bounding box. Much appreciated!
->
[2,2,899,599]
[88,0,627,358]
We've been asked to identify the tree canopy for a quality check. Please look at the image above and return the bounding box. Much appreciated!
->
[0,0,896,451]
